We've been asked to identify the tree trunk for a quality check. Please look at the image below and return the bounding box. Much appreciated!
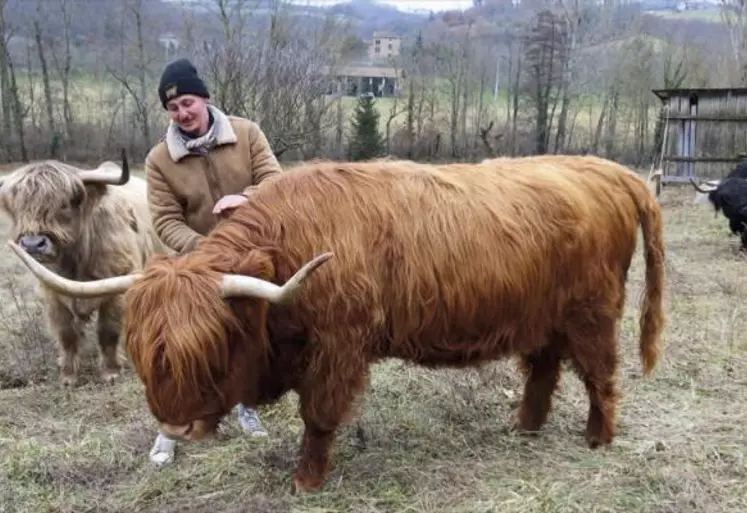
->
[134,0,151,148]
[604,87,619,158]
[34,19,55,137]
[0,0,13,155]
[7,54,27,161]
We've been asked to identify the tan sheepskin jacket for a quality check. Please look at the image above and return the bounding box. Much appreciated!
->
[145,106,282,253]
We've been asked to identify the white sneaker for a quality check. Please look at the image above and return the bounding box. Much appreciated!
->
[237,405,269,437]
[149,432,177,466]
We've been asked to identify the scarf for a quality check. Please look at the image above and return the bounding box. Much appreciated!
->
[179,111,217,156]
[164,104,238,162]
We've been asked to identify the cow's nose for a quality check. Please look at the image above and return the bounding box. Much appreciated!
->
[18,234,50,254]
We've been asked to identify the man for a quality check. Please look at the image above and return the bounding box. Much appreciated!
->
[144,57,282,465]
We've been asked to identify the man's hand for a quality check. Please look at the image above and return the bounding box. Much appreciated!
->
[213,194,248,215]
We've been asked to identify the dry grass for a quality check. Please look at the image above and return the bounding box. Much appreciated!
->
[0,180,746,513]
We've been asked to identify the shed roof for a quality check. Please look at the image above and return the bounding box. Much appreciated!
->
[322,65,400,78]
[652,87,747,101]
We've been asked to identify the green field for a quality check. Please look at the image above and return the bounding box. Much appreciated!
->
[7,67,660,164]
[648,8,725,22]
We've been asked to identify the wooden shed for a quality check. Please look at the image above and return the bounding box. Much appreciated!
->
[651,87,747,182]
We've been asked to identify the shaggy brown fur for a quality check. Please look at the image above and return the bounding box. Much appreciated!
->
[0,160,166,385]
[120,154,666,492]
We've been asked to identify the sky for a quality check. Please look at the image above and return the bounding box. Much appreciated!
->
[287,0,473,12]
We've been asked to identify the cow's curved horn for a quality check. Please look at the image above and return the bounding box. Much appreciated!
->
[220,252,334,303]
[7,240,140,297]
[689,177,717,193]
[78,148,130,185]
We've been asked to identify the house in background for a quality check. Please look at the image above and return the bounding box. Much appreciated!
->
[324,31,404,98]
[367,31,402,60]
[158,32,181,61]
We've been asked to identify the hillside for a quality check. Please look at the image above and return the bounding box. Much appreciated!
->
[316,0,729,58]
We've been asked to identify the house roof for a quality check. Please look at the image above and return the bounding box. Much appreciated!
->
[323,65,400,78]
[372,31,401,39]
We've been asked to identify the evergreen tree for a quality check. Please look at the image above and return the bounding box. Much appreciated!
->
[413,31,423,55]
[349,94,385,161]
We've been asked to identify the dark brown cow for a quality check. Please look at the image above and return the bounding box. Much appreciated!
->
[8,155,666,492]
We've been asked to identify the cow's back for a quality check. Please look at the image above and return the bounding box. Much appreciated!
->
[103,176,169,266]
[217,156,649,357]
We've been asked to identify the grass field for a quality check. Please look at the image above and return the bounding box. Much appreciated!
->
[0,179,746,512]
[647,8,724,22]
[6,66,662,164]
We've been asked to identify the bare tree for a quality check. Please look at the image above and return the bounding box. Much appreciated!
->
[434,25,474,158]
[720,0,747,84]
[553,0,581,154]
[48,0,73,141]
[194,0,347,158]
[522,9,569,154]
[0,0,12,154]
[32,2,54,137]
[5,37,27,161]
[107,0,153,152]
[0,0,27,161]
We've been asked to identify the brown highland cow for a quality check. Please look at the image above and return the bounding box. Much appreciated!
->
[8,155,666,492]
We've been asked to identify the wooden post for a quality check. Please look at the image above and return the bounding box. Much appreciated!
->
[688,95,698,177]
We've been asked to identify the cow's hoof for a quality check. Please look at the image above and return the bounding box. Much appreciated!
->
[513,412,544,433]
[60,373,78,387]
[58,356,79,387]
[585,430,613,449]
[291,476,323,494]
[100,369,120,384]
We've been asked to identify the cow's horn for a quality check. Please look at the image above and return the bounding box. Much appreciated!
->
[7,240,140,297]
[220,252,334,303]
[689,177,716,193]
[77,148,130,185]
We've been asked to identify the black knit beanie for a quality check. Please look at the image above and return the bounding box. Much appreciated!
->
[158,58,210,109]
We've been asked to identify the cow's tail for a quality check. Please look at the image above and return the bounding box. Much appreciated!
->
[626,171,666,376]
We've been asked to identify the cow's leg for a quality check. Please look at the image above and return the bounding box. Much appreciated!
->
[293,340,369,493]
[515,340,564,432]
[567,314,620,448]
[729,217,742,235]
[96,298,123,383]
[293,422,339,493]
[45,298,84,386]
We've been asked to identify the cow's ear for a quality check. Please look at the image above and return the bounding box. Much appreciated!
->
[70,187,85,209]
[0,178,6,212]
[234,249,275,281]
[0,177,8,205]
[83,182,107,200]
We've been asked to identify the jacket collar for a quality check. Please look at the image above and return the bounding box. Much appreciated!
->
[165,104,238,162]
